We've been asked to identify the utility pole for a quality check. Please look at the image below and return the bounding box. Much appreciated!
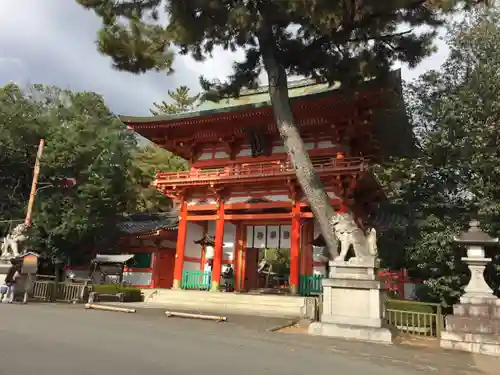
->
[25,139,45,227]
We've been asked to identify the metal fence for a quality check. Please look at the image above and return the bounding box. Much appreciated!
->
[31,277,90,303]
[385,298,444,338]
[181,270,212,290]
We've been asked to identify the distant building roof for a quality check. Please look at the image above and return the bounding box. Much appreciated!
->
[117,212,179,235]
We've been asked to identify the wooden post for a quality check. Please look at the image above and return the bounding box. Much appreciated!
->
[25,139,45,227]
[290,201,301,294]
[211,199,225,291]
[233,223,243,291]
[172,199,188,289]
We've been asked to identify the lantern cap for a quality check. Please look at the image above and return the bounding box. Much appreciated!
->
[454,220,498,245]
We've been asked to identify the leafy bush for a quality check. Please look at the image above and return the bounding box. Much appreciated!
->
[92,284,143,302]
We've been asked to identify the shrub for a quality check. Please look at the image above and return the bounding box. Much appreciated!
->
[92,284,143,302]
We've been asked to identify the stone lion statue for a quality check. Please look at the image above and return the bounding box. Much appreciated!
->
[330,214,378,262]
[1,223,28,258]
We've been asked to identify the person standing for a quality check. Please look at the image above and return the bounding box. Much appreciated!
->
[3,261,21,303]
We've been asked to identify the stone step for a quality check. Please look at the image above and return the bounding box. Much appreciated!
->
[446,315,500,335]
[141,289,304,318]
[453,303,500,319]
[150,290,303,304]
[151,295,303,309]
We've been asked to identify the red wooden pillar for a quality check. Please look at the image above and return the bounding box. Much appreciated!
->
[211,199,225,291]
[151,250,158,288]
[290,201,301,294]
[173,199,188,289]
[233,223,243,291]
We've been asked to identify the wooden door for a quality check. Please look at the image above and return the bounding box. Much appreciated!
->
[244,248,259,291]
[156,250,175,289]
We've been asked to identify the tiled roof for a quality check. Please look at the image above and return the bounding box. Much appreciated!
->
[119,71,402,124]
[117,212,179,235]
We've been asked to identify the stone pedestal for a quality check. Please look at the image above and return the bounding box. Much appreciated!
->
[308,259,393,344]
[440,256,500,356]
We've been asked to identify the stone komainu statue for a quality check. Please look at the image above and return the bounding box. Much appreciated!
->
[1,223,28,258]
[330,214,378,263]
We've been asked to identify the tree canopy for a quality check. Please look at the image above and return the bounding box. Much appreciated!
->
[150,85,201,115]
[377,7,500,305]
[129,145,187,213]
[0,84,137,260]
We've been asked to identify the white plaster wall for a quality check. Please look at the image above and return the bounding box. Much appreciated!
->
[223,222,236,261]
[185,223,204,258]
[207,221,236,261]
[183,261,200,271]
[317,139,334,149]
[265,194,291,202]
[123,272,152,286]
[187,197,217,206]
[198,152,212,160]
[214,151,228,159]
[226,196,251,204]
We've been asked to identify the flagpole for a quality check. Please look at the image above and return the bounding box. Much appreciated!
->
[25,139,45,227]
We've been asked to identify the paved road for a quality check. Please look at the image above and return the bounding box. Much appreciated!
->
[0,303,496,375]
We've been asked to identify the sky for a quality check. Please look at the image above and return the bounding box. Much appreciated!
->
[0,0,449,117]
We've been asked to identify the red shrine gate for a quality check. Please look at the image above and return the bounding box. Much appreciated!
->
[121,71,412,294]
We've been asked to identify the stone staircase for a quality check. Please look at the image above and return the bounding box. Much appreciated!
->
[142,289,305,318]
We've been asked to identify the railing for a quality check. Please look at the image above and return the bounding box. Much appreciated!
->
[385,298,444,338]
[31,278,90,303]
[181,270,212,290]
[32,280,56,300]
[155,156,367,185]
[299,274,324,296]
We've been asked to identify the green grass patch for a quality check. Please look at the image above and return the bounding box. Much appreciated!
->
[386,299,437,328]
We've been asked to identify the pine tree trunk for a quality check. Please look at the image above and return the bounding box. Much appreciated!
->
[259,41,346,257]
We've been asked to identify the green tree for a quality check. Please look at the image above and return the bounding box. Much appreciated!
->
[0,84,47,232]
[150,85,201,115]
[0,83,137,261]
[77,0,485,255]
[377,7,500,306]
[130,145,188,212]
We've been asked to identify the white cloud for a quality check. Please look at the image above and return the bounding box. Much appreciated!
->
[0,0,449,116]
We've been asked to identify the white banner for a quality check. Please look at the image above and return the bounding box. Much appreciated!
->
[279,225,291,249]
[266,225,280,248]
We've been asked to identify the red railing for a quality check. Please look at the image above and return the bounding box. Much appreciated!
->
[154,157,367,186]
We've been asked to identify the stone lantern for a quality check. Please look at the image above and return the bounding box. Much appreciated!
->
[440,220,500,356]
[454,220,498,302]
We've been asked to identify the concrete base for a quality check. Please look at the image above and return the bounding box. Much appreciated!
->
[441,331,500,356]
[309,259,393,344]
[440,284,500,356]
[309,321,393,344]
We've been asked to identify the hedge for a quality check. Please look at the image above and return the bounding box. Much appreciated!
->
[92,284,143,302]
